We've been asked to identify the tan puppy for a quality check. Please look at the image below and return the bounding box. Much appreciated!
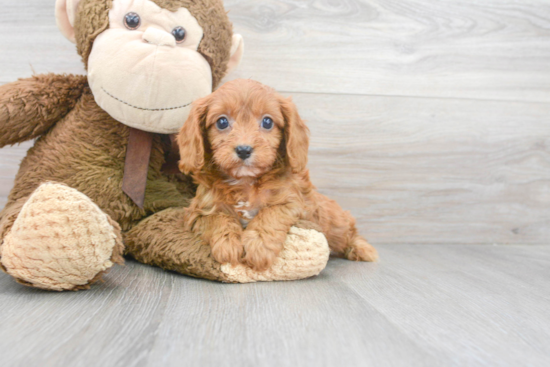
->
[177,79,378,271]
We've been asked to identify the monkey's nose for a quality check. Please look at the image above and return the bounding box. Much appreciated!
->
[235,146,253,160]
[142,27,176,47]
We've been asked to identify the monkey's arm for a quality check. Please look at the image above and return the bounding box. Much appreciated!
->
[0,73,87,148]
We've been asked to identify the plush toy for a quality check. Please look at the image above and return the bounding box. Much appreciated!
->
[0,0,330,291]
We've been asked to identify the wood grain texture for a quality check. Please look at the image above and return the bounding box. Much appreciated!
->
[223,0,550,102]
[0,1,85,83]
[1,0,550,102]
[1,245,550,367]
[296,93,550,245]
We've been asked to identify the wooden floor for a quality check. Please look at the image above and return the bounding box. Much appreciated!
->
[1,245,550,367]
[1,0,550,366]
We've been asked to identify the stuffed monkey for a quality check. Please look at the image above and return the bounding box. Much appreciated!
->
[0,0,330,291]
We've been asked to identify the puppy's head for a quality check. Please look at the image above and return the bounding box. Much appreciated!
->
[177,79,309,179]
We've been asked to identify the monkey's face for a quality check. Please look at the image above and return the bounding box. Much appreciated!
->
[85,0,212,134]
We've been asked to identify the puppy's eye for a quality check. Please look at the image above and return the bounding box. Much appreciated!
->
[172,26,186,43]
[216,117,230,130]
[124,13,141,30]
[261,117,274,130]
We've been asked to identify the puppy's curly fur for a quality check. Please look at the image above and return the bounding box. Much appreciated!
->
[177,79,378,271]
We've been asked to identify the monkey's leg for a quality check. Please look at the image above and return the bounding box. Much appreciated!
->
[0,183,124,291]
[124,209,330,283]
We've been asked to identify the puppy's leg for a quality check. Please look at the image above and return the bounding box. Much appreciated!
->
[315,195,378,262]
[243,204,301,271]
[343,226,379,262]
[191,212,244,266]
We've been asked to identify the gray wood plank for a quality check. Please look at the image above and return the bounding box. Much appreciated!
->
[141,272,438,367]
[0,263,175,367]
[223,0,550,102]
[0,261,438,367]
[293,93,550,245]
[2,0,550,102]
[0,1,85,83]
[1,245,550,366]
[335,245,550,366]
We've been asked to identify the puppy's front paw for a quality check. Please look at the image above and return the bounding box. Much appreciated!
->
[242,230,280,272]
[211,234,244,266]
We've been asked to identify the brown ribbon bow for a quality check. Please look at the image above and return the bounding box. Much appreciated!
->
[122,128,180,209]
[122,128,153,209]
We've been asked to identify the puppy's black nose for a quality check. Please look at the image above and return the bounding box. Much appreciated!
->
[235,145,253,160]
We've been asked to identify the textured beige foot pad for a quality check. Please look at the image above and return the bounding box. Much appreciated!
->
[221,227,330,283]
[1,183,122,291]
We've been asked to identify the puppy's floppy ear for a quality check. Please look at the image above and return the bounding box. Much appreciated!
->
[177,97,210,174]
[280,96,309,173]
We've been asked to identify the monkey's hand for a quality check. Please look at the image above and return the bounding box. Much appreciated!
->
[0,73,86,148]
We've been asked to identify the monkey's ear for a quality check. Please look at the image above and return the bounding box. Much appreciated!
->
[226,34,245,75]
[56,0,81,43]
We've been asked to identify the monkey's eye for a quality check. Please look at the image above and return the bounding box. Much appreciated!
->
[124,12,141,30]
[172,26,186,43]
[261,117,274,130]
[216,117,230,130]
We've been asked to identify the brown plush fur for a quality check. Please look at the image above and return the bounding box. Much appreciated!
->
[124,207,229,282]
[0,74,87,147]
[0,0,237,288]
[0,77,204,282]
[2,84,191,228]
[75,0,233,87]
[177,80,379,271]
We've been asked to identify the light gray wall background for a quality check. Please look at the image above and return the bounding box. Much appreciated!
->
[1,0,549,245]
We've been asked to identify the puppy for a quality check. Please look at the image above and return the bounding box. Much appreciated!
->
[177,79,378,271]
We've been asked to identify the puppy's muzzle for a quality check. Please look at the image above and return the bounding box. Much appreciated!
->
[235,145,253,160]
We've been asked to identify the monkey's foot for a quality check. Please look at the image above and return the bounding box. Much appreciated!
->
[220,227,330,283]
[0,183,124,291]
